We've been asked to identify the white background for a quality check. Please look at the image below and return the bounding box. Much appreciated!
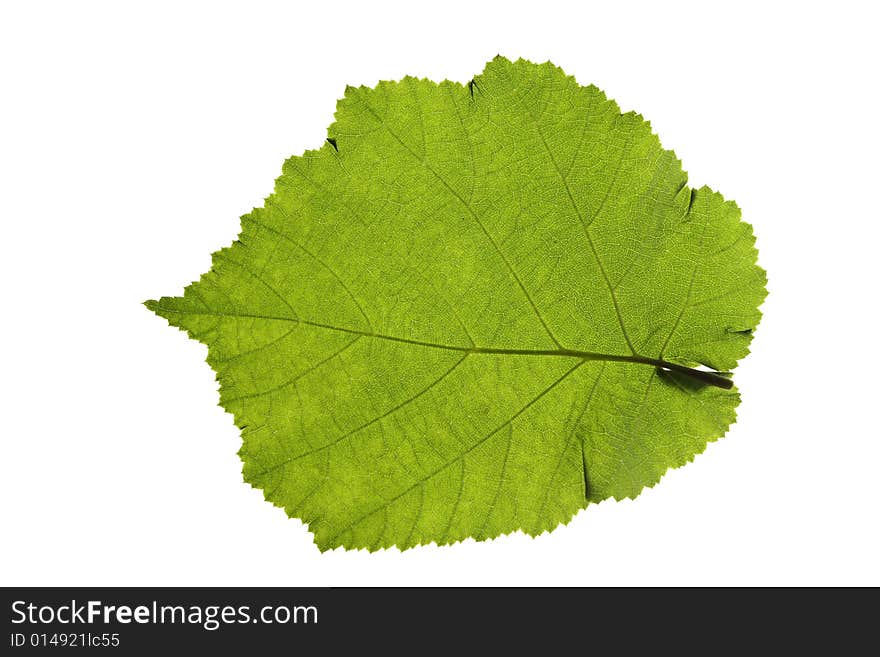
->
[2,0,878,586]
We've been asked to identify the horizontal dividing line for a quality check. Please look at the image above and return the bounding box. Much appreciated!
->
[149,304,733,389]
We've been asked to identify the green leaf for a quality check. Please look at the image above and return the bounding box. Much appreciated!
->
[147,56,766,551]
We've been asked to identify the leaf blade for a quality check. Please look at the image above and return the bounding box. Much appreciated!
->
[148,57,766,550]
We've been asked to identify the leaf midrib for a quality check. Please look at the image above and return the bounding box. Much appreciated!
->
[148,304,732,388]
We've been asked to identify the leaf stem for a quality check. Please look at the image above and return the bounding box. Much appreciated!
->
[616,355,733,389]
